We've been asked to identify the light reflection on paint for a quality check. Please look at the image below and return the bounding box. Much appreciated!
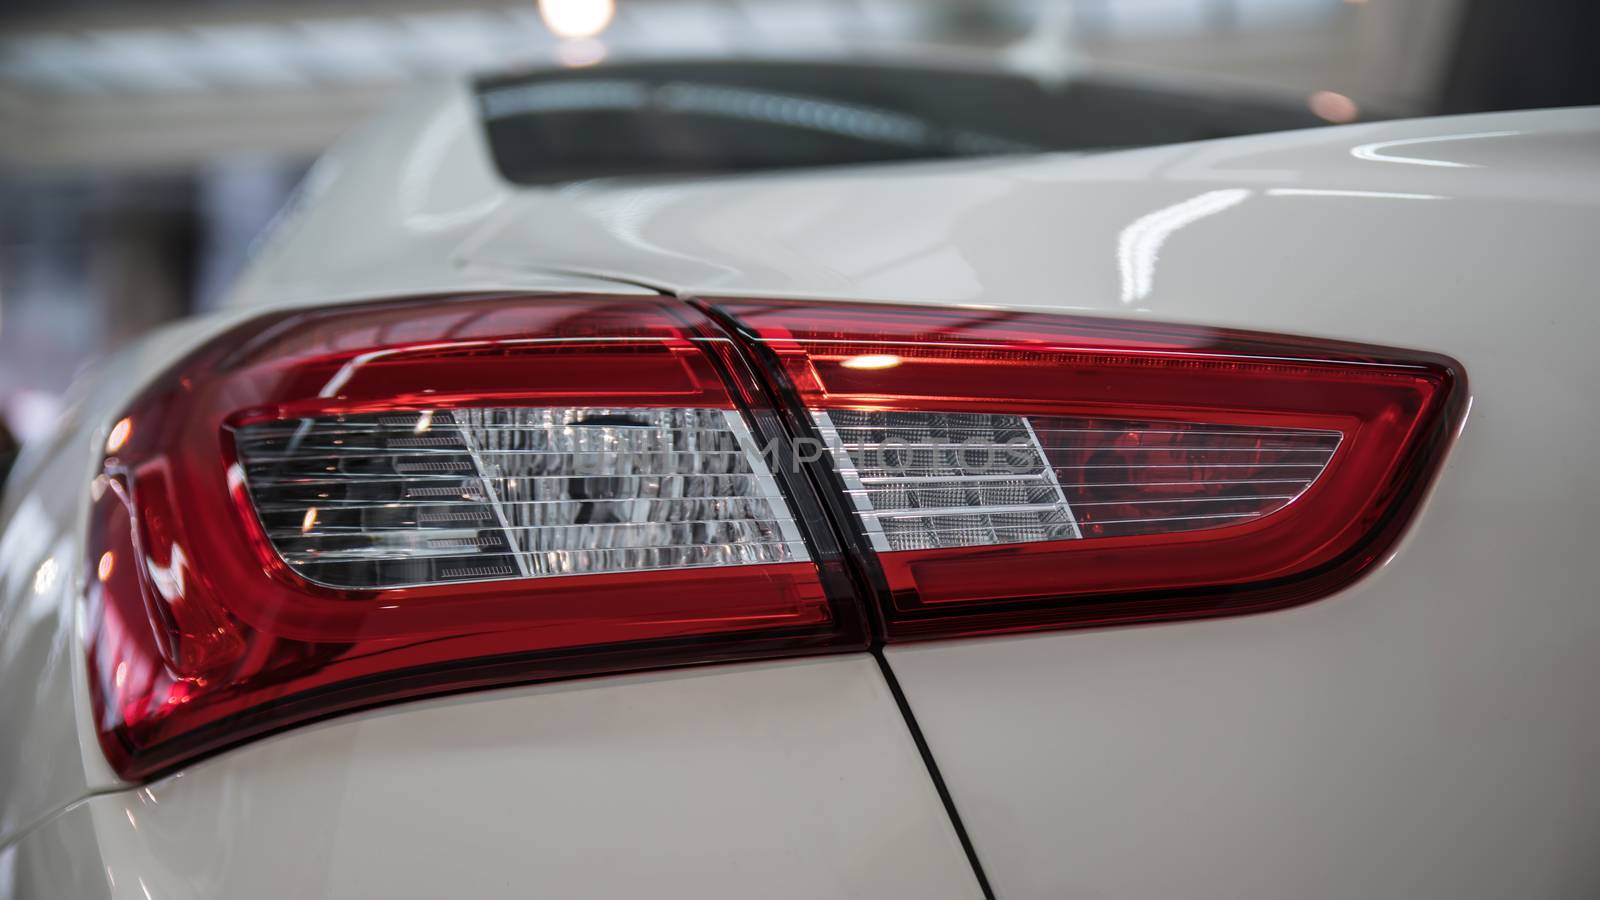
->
[32,557,59,595]
[1350,130,1521,168]
[1117,189,1252,305]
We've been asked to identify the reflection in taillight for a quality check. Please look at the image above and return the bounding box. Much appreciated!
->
[709,299,1462,640]
[87,293,1461,780]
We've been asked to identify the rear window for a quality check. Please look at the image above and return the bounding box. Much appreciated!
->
[477,60,1330,185]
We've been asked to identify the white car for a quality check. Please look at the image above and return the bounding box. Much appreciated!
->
[2,59,1596,899]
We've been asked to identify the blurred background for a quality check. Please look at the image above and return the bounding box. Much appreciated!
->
[0,0,1595,443]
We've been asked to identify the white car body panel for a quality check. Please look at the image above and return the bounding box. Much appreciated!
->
[458,107,1596,329]
[225,81,658,312]
[2,72,1597,897]
[1,658,982,900]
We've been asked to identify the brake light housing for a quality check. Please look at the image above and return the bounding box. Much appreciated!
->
[87,293,1462,780]
[709,299,1462,640]
[86,295,864,780]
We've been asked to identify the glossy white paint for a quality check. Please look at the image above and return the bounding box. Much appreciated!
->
[874,213,1600,892]
[458,107,1600,331]
[2,657,984,900]
[2,69,1596,897]
[224,80,657,311]
[453,105,1600,897]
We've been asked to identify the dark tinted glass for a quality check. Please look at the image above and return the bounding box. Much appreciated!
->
[477,60,1331,184]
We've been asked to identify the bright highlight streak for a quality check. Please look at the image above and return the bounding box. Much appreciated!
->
[1266,188,1446,200]
[840,354,904,371]
[98,551,115,583]
[301,507,319,534]
[33,558,59,595]
[1117,189,1252,305]
[106,417,133,454]
[1350,130,1521,168]
[539,0,615,39]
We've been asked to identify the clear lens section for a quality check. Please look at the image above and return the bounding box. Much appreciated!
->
[816,411,1080,551]
[234,408,808,588]
[815,410,1340,551]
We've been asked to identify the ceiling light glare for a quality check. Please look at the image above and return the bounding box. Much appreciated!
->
[539,0,616,39]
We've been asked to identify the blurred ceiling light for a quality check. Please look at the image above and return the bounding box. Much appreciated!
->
[539,0,616,39]
[7,390,65,445]
[1308,90,1360,124]
[556,37,607,67]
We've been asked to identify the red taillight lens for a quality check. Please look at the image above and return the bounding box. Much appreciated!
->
[709,300,1462,639]
[89,293,1461,779]
[87,295,862,780]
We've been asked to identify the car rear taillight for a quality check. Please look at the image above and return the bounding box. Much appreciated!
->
[87,295,863,780]
[89,293,1460,780]
[707,300,1461,640]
